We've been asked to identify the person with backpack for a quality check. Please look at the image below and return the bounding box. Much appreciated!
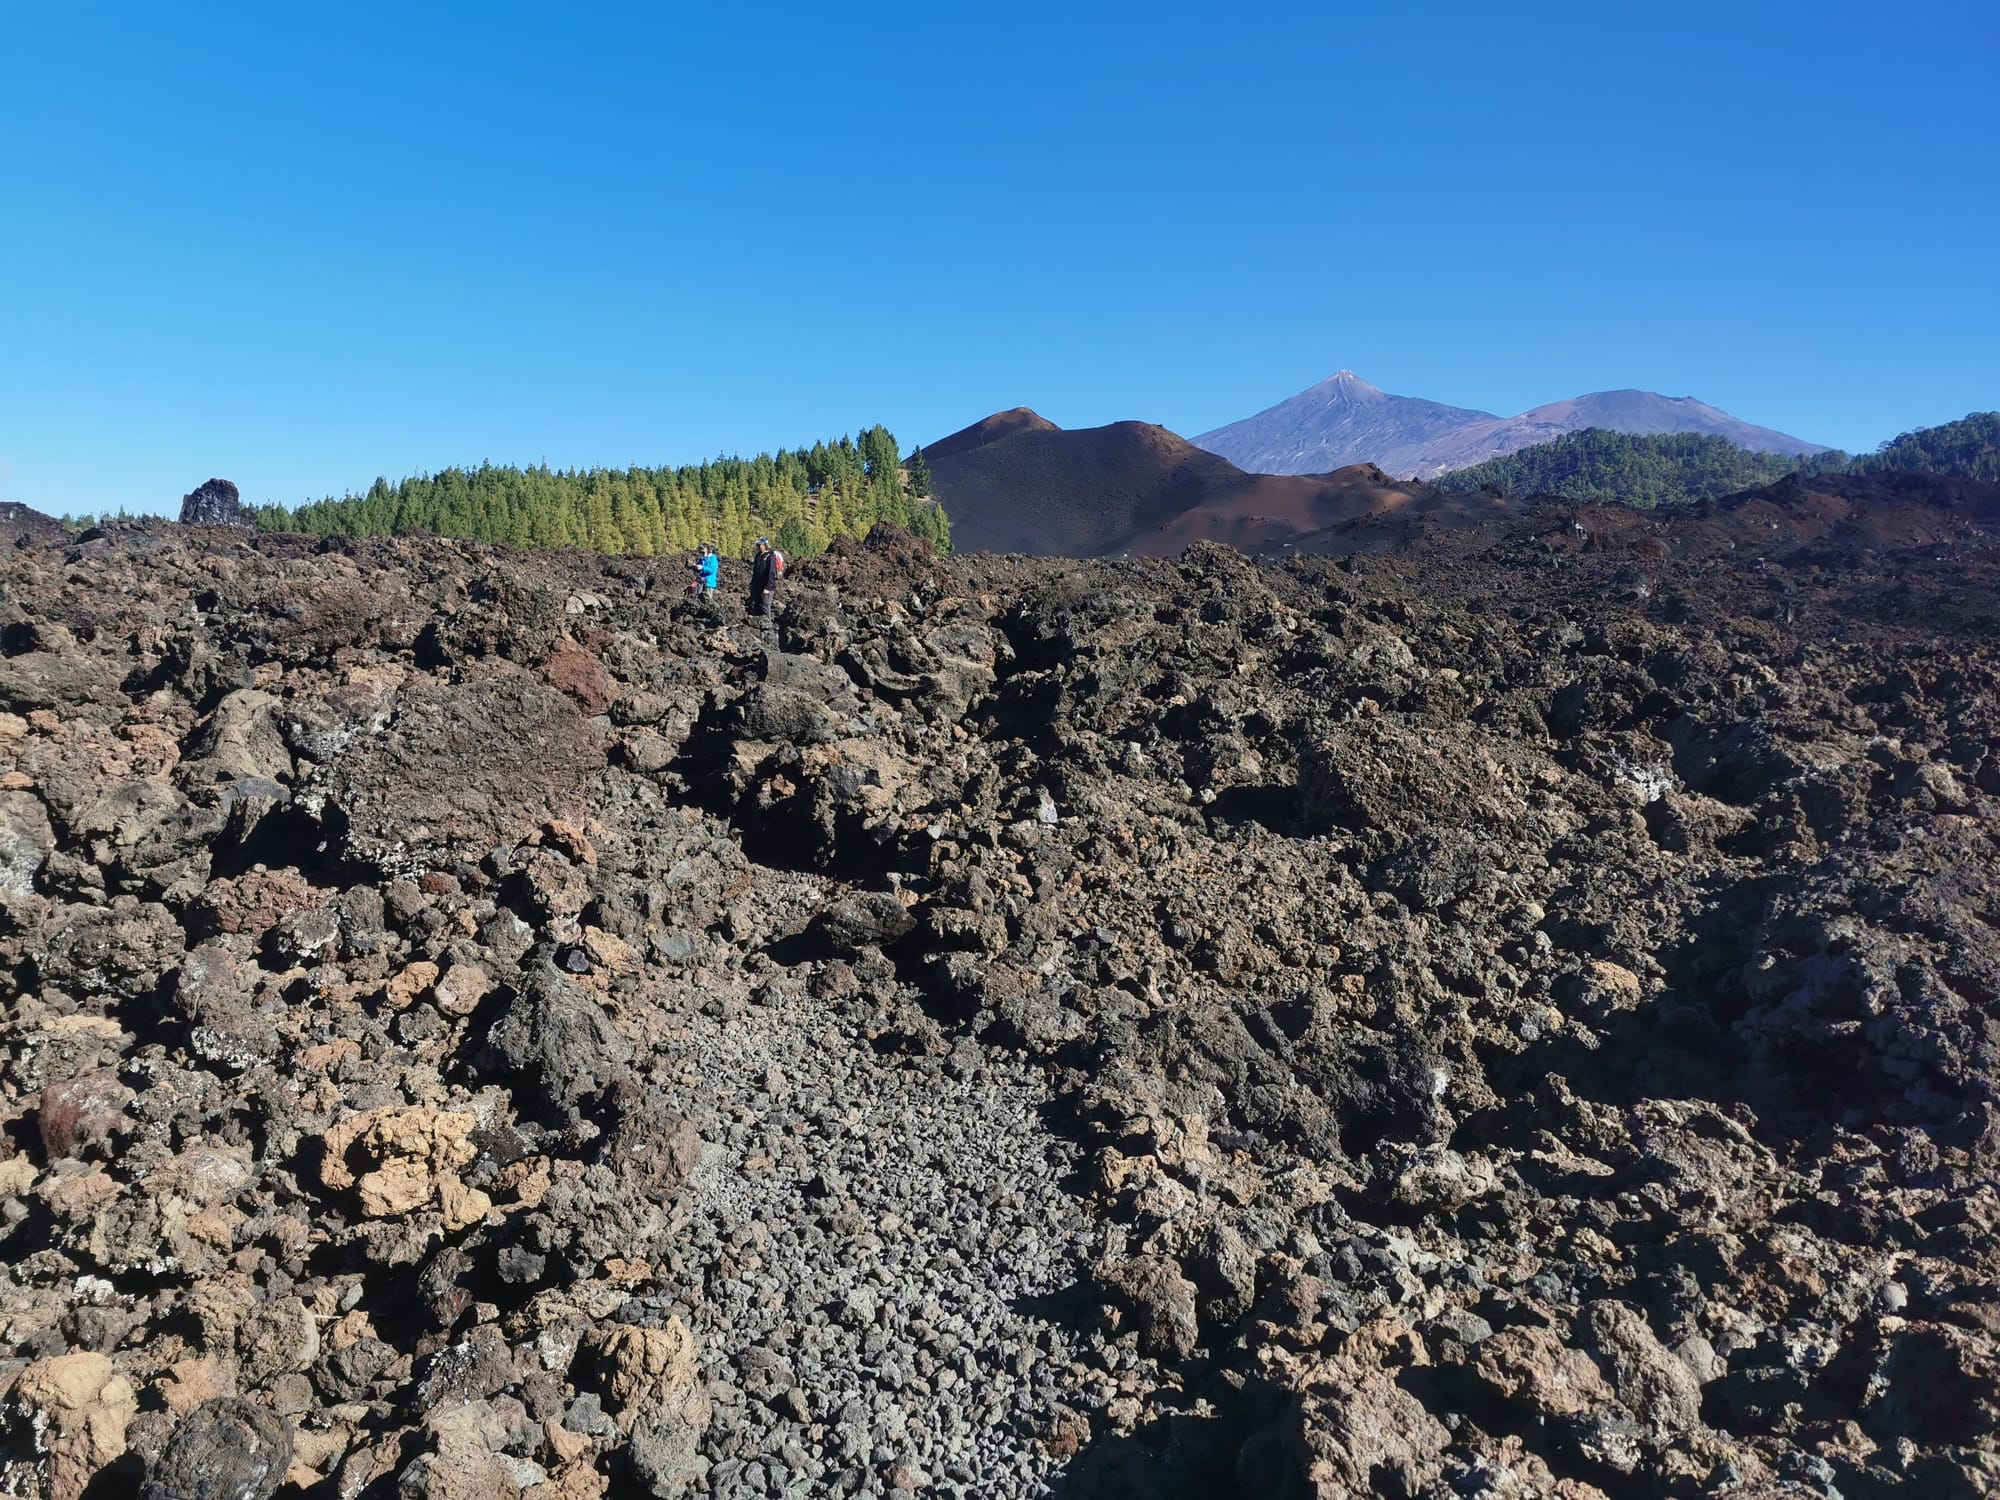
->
[698,544,720,592]
[747,537,784,616]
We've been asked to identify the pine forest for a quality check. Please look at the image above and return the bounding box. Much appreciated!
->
[250,425,950,557]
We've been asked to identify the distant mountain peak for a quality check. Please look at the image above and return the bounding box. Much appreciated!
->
[1315,369,1382,397]
[1198,375,1824,478]
[1195,375,1496,478]
[924,407,1063,464]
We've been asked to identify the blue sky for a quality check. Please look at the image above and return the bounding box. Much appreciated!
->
[3,1,1995,515]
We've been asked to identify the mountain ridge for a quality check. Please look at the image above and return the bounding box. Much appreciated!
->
[1197,372,1828,478]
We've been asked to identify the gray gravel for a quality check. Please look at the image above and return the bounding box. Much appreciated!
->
[656,893,1101,1499]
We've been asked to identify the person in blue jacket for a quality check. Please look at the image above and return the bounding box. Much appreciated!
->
[698,544,720,592]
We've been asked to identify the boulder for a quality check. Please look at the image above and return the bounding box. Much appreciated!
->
[1284,1377,1451,1500]
[395,1399,523,1500]
[9,1352,139,1500]
[626,1409,711,1497]
[598,1079,703,1199]
[475,964,634,1125]
[320,1106,490,1226]
[815,891,917,954]
[1298,717,1529,851]
[584,1320,709,1436]
[322,666,605,871]
[141,1396,291,1500]
[177,478,250,527]
[1578,1299,1706,1446]
[1096,1255,1200,1362]
[36,1070,134,1160]
[0,790,54,900]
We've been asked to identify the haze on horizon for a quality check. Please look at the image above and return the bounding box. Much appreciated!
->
[2,0,1995,517]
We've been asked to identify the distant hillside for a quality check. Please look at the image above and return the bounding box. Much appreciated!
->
[1693,468,2000,552]
[1465,390,1828,473]
[1433,412,2000,507]
[1851,411,2000,482]
[926,413,1513,556]
[1197,371,1827,478]
[1434,429,1847,507]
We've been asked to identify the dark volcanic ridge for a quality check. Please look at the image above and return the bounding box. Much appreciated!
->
[1196,370,1829,479]
[921,408,1063,464]
[2,473,1999,1499]
[923,412,1510,557]
[1,503,68,550]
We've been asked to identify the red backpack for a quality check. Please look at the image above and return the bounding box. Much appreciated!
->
[770,549,786,578]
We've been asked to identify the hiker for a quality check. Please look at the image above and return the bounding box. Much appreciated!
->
[747,536,780,616]
[698,544,720,592]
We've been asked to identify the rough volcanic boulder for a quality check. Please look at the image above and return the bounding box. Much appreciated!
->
[733,649,862,746]
[319,1106,491,1227]
[0,789,54,901]
[814,890,917,954]
[583,1319,710,1435]
[177,478,250,527]
[140,1396,291,1500]
[1096,1255,1200,1361]
[1298,716,1529,851]
[598,1077,704,1198]
[320,666,606,871]
[5,1352,140,1500]
[471,962,634,1125]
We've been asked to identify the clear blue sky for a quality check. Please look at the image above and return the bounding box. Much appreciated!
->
[3,1,1995,515]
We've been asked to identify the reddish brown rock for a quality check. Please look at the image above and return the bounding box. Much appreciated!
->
[10,1352,139,1500]
[541,639,615,716]
[320,1107,490,1226]
[37,1071,134,1160]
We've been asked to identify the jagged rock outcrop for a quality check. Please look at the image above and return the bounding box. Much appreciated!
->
[176,477,249,527]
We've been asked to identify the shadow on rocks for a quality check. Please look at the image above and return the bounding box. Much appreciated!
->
[1048,1377,1304,1500]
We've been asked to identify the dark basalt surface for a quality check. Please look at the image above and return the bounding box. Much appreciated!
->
[1,480,1997,1498]
[176,479,250,529]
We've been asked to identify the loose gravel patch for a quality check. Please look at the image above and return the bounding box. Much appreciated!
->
[671,974,1100,1499]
